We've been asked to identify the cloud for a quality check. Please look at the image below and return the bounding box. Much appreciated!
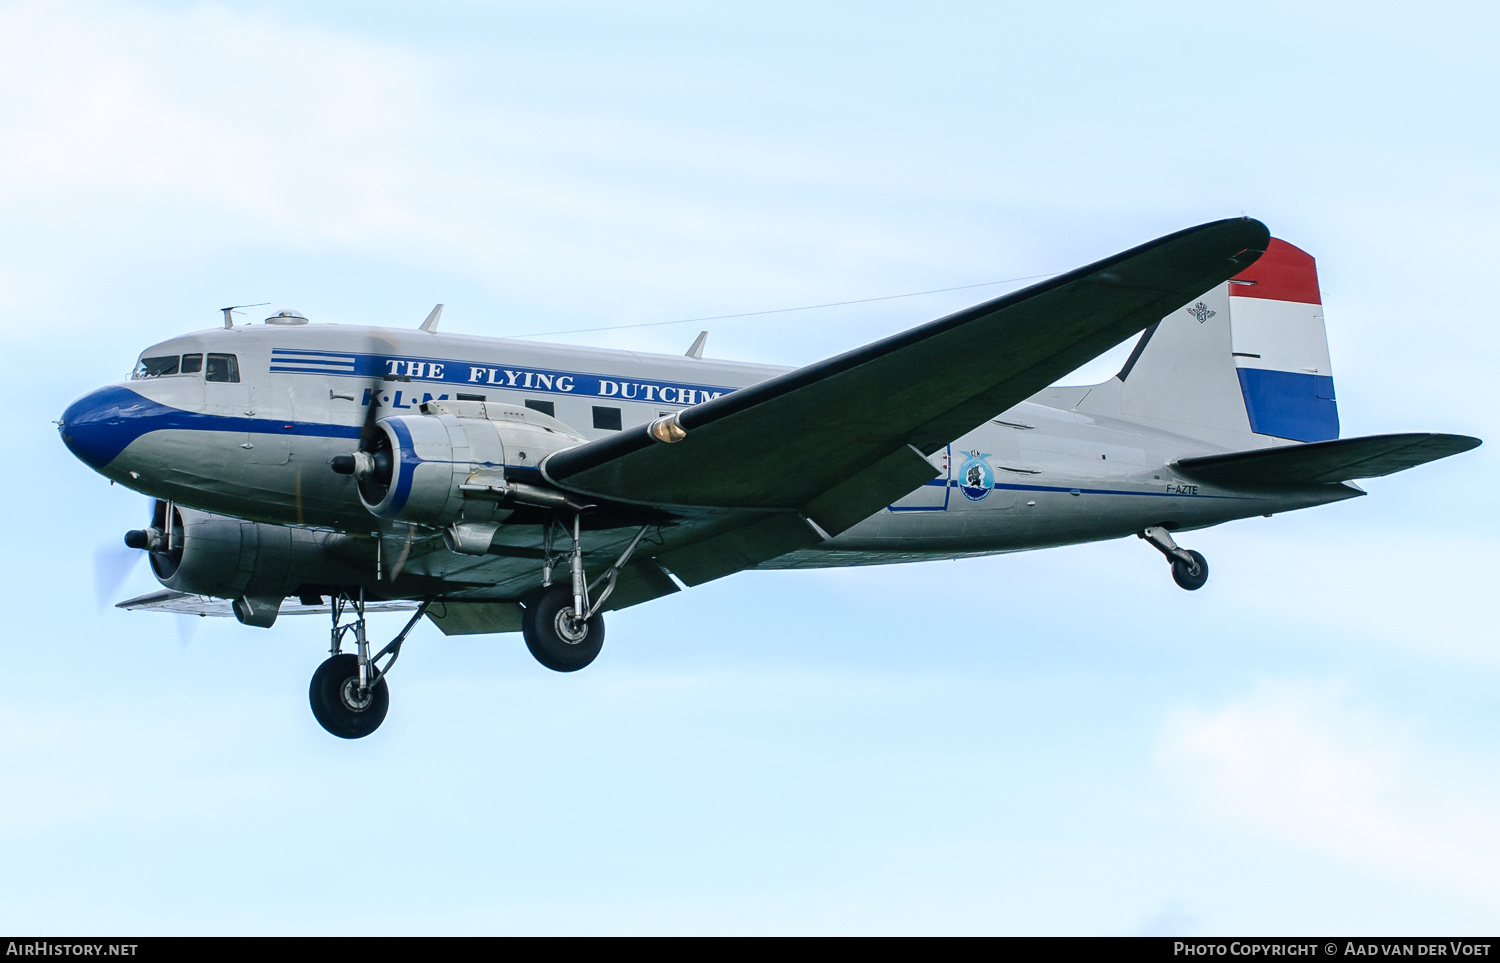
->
[0,0,974,342]
[1159,682,1500,899]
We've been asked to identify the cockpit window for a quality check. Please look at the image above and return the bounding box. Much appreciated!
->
[205,353,240,383]
[134,356,180,379]
[181,353,203,374]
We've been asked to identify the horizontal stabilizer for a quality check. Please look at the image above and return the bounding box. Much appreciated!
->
[1174,433,1481,487]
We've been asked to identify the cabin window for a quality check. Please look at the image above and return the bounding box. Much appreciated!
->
[206,353,240,383]
[526,399,555,417]
[592,406,621,431]
[181,353,203,374]
[134,356,179,379]
[456,393,485,402]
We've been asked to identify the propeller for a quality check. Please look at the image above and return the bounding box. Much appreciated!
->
[93,540,143,612]
[330,333,398,504]
[174,613,199,649]
[388,525,417,581]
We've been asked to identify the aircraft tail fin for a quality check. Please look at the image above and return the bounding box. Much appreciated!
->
[1174,432,1481,488]
[1077,238,1338,448]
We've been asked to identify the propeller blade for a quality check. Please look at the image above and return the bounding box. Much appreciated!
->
[389,526,416,582]
[94,541,143,612]
[358,332,400,451]
[175,613,200,649]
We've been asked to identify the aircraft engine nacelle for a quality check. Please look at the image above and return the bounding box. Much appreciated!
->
[146,503,371,601]
[354,401,587,529]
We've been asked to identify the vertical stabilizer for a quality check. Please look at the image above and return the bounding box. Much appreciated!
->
[1076,238,1338,447]
[1226,240,1338,442]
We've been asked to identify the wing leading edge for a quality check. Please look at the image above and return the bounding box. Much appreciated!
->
[543,219,1271,544]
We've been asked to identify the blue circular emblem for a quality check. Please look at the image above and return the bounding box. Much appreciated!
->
[957,451,993,502]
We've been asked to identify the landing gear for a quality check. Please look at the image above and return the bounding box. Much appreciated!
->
[523,583,605,672]
[310,653,389,738]
[308,589,430,739]
[1171,550,1209,591]
[1140,525,1208,592]
[520,517,651,673]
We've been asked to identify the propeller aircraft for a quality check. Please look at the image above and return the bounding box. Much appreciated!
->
[58,218,1480,738]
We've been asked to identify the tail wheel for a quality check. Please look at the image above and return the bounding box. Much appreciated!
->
[1171,550,1209,591]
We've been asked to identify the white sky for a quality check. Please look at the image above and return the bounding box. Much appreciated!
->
[2,0,1497,935]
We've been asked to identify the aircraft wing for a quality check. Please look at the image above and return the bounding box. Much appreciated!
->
[540,218,1270,582]
[1173,432,1482,487]
[117,590,421,617]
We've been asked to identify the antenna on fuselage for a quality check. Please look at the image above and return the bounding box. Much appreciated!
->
[685,330,708,359]
[220,302,270,329]
[419,304,444,333]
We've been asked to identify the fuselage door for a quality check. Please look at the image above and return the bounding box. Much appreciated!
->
[202,352,291,468]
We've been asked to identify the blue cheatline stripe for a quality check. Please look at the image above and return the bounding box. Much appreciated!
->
[990,480,1243,499]
[271,348,360,356]
[266,347,739,406]
[64,388,1253,506]
[59,386,362,469]
[906,477,1245,500]
[1237,368,1339,443]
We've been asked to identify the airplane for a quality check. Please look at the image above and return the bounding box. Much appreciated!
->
[57,217,1480,739]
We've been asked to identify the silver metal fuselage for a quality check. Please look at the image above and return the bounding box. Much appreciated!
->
[62,322,1356,598]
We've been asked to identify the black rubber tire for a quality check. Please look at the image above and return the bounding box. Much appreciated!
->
[309,653,389,739]
[1171,549,1209,591]
[522,584,605,672]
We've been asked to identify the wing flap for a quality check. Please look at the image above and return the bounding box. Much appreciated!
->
[599,558,682,611]
[427,601,525,635]
[1174,432,1481,487]
[802,444,940,535]
[659,513,824,586]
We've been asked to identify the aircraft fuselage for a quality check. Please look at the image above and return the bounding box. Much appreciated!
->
[60,321,1356,582]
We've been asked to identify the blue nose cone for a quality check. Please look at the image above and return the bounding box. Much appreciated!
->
[58,385,159,471]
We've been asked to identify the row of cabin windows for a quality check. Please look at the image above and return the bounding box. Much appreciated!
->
[457,394,646,432]
[133,353,240,383]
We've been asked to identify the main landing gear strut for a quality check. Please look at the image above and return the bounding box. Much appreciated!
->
[309,589,430,739]
[305,517,650,734]
[1140,525,1209,591]
[521,516,651,673]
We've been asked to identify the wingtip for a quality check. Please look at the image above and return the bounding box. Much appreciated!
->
[1451,433,1483,452]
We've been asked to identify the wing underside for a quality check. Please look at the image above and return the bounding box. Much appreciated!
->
[117,590,423,617]
[540,218,1272,582]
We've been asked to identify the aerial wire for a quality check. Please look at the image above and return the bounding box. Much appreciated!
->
[504,271,1060,339]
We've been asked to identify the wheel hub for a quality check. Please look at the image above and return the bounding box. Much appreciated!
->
[552,608,590,645]
[340,677,374,711]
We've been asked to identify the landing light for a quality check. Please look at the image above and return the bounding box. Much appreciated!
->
[648,414,687,444]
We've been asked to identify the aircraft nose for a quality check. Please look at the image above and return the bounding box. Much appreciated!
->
[58,385,156,471]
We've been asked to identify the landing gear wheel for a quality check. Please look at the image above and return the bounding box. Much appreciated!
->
[522,583,605,672]
[1171,550,1209,591]
[309,653,389,739]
